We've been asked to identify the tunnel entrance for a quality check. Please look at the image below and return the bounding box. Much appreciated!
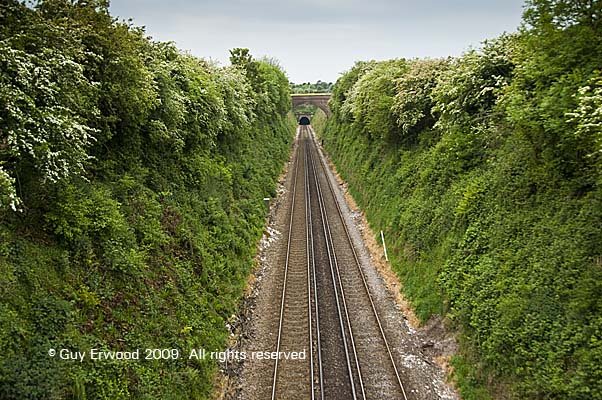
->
[299,116,310,125]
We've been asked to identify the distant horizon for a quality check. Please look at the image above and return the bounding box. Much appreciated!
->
[109,0,526,83]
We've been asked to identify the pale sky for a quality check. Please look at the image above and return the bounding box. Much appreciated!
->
[109,0,526,83]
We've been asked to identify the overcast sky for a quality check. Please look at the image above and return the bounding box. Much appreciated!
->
[109,0,526,83]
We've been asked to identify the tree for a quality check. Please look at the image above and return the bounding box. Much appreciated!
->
[524,0,602,29]
[229,47,252,68]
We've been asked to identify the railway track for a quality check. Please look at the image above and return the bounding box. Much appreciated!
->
[270,125,409,400]
[270,127,313,399]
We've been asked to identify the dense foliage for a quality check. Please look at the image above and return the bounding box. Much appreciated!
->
[0,1,294,399]
[317,1,602,398]
[290,80,333,94]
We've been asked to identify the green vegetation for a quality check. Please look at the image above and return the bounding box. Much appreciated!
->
[294,103,319,117]
[290,80,333,94]
[0,1,294,399]
[317,1,602,398]
[311,108,328,134]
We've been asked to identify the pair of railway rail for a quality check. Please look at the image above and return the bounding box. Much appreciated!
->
[270,126,409,400]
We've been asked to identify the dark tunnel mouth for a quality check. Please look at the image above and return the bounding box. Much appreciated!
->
[299,116,310,125]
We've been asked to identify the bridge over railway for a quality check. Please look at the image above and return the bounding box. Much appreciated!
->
[292,93,331,124]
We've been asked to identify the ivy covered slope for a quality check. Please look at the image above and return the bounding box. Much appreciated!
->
[0,1,294,399]
[318,1,602,399]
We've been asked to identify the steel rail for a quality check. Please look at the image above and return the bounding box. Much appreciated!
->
[303,127,316,400]
[308,126,410,400]
[304,126,325,400]
[271,127,312,400]
[307,133,366,400]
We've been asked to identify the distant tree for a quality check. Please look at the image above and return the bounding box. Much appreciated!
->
[289,80,334,94]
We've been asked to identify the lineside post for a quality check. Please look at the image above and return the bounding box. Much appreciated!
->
[380,230,389,262]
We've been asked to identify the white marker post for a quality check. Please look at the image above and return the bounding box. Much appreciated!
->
[380,230,389,262]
